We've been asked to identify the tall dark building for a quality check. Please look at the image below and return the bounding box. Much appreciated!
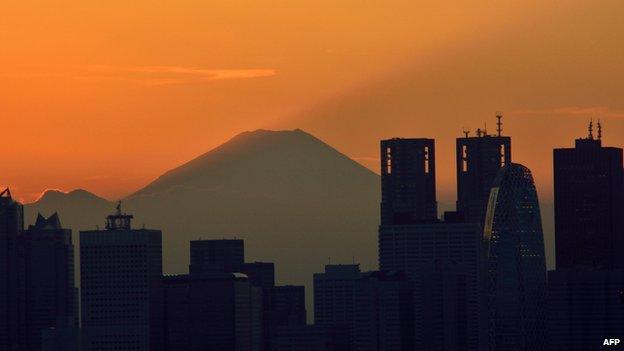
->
[18,213,77,351]
[314,265,415,351]
[163,273,263,351]
[352,271,414,351]
[547,268,624,351]
[241,262,275,290]
[271,285,306,327]
[0,188,23,351]
[378,221,485,350]
[379,136,485,350]
[380,138,436,225]
[548,123,624,348]
[80,204,164,351]
[553,125,624,269]
[484,163,547,351]
[189,239,245,274]
[456,117,511,225]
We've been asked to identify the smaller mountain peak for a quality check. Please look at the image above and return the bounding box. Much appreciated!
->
[34,188,109,204]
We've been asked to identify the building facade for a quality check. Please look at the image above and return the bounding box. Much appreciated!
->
[547,268,624,351]
[483,163,547,351]
[553,132,624,269]
[456,130,511,225]
[80,206,164,351]
[189,239,245,274]
[378,222,485,351]
[0,188,23,351]
[380,138,437,225]
[163,273,263,351]
[18,213,77,351]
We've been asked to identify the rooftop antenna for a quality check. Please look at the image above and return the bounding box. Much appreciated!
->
[597,119,602,140]
[484,121,488,136]
[588,119,594,139]
[462,128,470,138]
[496,112,503,136]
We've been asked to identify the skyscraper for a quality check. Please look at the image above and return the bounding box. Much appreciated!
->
[313,265,416,351]
[456,116,511,225]
[380,138,436,225]
[163,272,263,351]
[313,264,360,336]
[18,213,77,351]
[378,221,485,350]
[80,204,164,351]
[271,285,306,327]
[0,188,23,351]
[483,163,547,351]
[189,239,245,274]
[378,136,485,350]
[548,123,624,349]
[546,268,624,351]
[553,124,624,269]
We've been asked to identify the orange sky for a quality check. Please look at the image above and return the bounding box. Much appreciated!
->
[2,0,624,204]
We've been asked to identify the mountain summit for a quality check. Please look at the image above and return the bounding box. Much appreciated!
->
[26,129,380,305]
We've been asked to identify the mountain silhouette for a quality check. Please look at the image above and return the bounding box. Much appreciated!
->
[25,129,381,312]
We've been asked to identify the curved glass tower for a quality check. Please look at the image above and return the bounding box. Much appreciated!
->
[483,163,547,351]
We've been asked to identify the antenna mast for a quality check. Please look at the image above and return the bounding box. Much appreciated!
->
[597,119,602,140]
[496,112,503,136]
[462,128,470,138]
[588,119,594,139]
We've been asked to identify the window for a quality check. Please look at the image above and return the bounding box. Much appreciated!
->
[462,145,468,172]
[424,146,430,174]
[385,147,392,174]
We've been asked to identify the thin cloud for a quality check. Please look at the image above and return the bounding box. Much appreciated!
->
[512,106,624,119]
[80,65,277,85]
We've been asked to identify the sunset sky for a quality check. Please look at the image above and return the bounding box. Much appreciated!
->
[2,0,624,203]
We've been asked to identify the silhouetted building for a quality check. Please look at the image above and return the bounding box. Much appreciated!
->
[456,118,511,225]
[241,262,275,290]
[271,286,306,327]
[380,138,436,225]
[352,271,414,351]
[18,213,77,351]
[314,265,415,351]
[546,268,624,351]
[553,126,624,269]
[0,188,23,351]
[484,163,547,351]
[314,264,360,337]
[378,222,484,351]
[273,325,350,351]
[41,317,80,351]
[80,204,164,351]
[163,273,263,351]
[190,239,245,274]
[240,261,275,351]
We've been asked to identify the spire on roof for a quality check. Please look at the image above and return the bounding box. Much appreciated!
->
[34,212,62,229]
[0,188,11,199]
